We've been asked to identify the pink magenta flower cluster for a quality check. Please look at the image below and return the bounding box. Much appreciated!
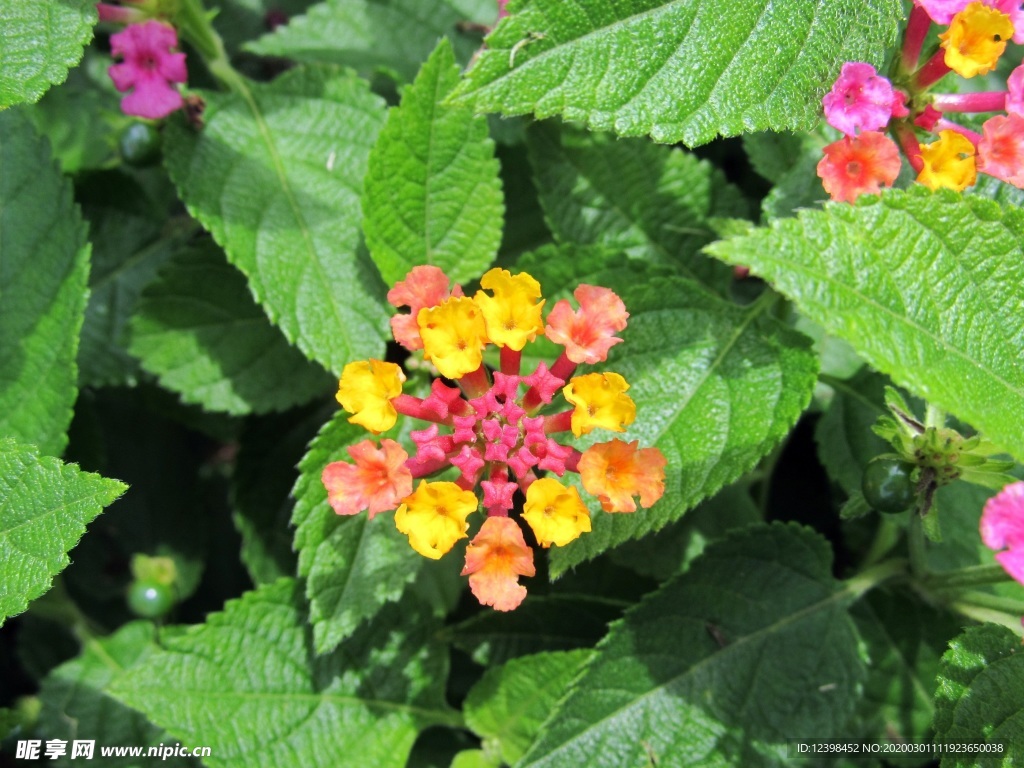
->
[321,266,667,612]
[99,2,188,120]
[818,0,1024,201]
[981,481,1024,586]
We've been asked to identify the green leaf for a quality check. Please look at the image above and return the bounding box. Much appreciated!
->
[231,405,330,585]
[521,524,866,767]
[742,131,809,187]
[0,0,96,107]
[129,242,333,415]
[0,440,126,626]
[933,624,1024,765]
[524,261,817,576]
[609,482,760,581]
[851,590,962,756]
[815,370,891,496]
[451,594,626,667]
[37,622,192,767]
[247,0,493,82]
[363,39,503,286]
[75,169,181,388]
[109,579,455,768]
[453,0,902,146]
[292,410,435,652]
[163,66,390,375]
[0,108,90,456]
[527,121,746,290]
[26,50,124,174]
[212,0,321,53]
[465,650,591,765]
[707,189,1024,463]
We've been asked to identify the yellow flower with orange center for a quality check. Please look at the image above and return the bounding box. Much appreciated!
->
[461,516,536,611]
[940,2,1013,78]
[562,372,636,437]
[917,130,977,191]
[336,359,405,433]
[418,296,488,379]
[394,481,478,559]
[474,268,546,351]
[522,478,591,547]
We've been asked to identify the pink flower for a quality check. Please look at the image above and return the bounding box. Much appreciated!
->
[1007,63,1024,115]
[817,131,902,202]
[978,112,1024,186]
[980,481,1024,584]
[823,62,908,136]
[544,285,629,365]
[109,21,187,119]
[97,2,145,24]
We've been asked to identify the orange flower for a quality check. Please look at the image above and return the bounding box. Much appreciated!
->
[817,131,901,203]
[545,285,629,364]
[578,439,667,513]
[461,517,536,611]
[321,439,413,518]
[387,266,463,351]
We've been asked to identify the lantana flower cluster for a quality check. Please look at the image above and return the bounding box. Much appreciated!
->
[98,1,188,119]
[321,266,667,611]
[818,0,1024,201]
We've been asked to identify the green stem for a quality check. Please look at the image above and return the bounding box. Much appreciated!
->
[922,563,1012,590]
[843,558,909,600]
[945,590,1024,615]
[948,601,1024,634]
[173,0,241,92]
[859,517,902,569]
[924,404,946,430]
[907,510,928,578]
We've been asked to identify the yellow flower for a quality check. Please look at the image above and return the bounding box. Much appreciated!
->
[336,359,405,433]
[474,268,545,351]
[917,130,977,191]
[940,2,1013,78]
[522,478,591,547]
[418,297,488,379]
[394,481,478,559]
[562,372,636,437]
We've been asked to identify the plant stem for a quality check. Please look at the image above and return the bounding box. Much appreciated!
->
[948,601,1024,633]
[859,517,902,569]
[921,563,1012,590]
[843,558,908,600]
[946,590,1024,615]
[174,0,242,92]
[907,510,928,578]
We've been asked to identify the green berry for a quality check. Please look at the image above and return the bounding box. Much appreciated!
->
[127,578,175,618]
[118,122,162,167]
[861,457,916,514]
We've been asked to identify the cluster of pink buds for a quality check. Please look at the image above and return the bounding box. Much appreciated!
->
[321,266,667,612]
[818,0,1024,201]
[98,2,188,119]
